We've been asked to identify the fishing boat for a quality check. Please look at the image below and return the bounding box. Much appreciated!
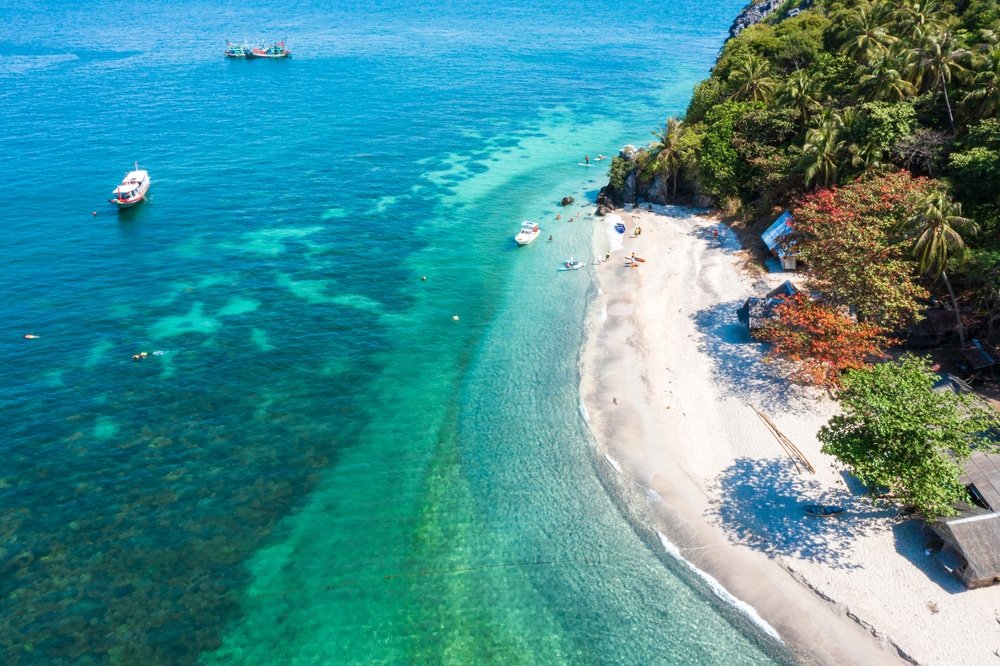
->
[248,41,291,58]
[109,164,150,209]
[224,40,251,58]
[802,504,844,517]
[514,220,540,245]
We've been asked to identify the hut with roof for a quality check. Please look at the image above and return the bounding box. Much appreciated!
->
[928,375,1000,588]
[961,338,1000,382]
[932,507,1000,589]
[737,280,799,339]
[761,211,797,270]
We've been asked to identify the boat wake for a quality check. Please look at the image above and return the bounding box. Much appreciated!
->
[656,531,783,643]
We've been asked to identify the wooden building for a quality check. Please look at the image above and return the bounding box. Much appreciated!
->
[930,375,1000,588]
[738,280,799,339]
[761,211,797,270]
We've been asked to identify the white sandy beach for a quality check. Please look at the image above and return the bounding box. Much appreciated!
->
[580,206,1000,665]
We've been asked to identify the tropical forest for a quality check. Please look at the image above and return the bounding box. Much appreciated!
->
[603,0,1000,516]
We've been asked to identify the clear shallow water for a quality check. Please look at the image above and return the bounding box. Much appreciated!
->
[1,1,791,663]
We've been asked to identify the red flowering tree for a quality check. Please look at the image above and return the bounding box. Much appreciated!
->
[761,294,892,387]
[792,171,934,328]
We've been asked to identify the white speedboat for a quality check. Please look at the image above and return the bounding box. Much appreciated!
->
[110,164,150,209]
[514,220,540,245]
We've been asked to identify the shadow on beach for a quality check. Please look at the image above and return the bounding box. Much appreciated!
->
[709,457,896,570]
[692,301,817,415]
[891,521,967,594]
[687,222,742,254]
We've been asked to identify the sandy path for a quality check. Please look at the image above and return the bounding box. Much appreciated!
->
[580,206,1000,665]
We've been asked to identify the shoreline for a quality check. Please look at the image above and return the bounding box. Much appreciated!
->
[578,205,1000,665]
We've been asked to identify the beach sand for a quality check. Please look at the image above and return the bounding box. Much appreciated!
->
[580,206,1000,665]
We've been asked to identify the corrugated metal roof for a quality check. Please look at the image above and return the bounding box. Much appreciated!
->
[761,211,794,257]
[964,339,1000,370]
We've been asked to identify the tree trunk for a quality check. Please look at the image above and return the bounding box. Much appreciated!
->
[942,270,966,349]
[941,71,955,133]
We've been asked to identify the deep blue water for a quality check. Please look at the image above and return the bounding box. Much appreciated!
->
[1,1,792,663]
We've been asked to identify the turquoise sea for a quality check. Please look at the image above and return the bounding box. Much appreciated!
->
[1,1,794,663]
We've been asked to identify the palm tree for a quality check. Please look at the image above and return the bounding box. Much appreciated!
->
[857,53,916,101]
[648,117,684,199]
[835,1,898,63]
[777,69,823,130]
[798,112,845,188]
[728,56,775,104]
[902,191,979,348]
[907,29,967,131]
[892,0,944,40]
[963,43,1000,119]
[850,139,886,172]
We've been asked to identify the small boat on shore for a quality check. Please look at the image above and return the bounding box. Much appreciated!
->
[109,164,150,209]
[514,220,540,245]
[248,41,290,58]
[803,504,844,517]
[614,222,626,234]
[224,41,251,58]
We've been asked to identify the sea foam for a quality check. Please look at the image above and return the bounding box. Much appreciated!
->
[657,532,783,643]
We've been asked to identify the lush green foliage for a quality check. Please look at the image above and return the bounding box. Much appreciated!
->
[636,0,1000,341]
[696,101,757,197]
[818,356,998,519]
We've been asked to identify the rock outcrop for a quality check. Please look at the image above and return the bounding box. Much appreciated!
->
[595,145,705,214]
[729,0,812,39]
[560,196,575,206]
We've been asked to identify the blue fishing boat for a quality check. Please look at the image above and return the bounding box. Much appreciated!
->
[224,40,251,58]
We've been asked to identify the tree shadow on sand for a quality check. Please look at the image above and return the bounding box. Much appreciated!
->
[688,222,742,254]
[692,300,818,414]
[709,457,897,570]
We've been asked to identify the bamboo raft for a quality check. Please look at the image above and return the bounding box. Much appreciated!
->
[752,405,816,474]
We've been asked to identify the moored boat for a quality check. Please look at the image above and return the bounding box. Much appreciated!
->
[803,504,844,517]
[110,164,150,209]
[224,40,251,58]
[560,258,585,271]
[514,220,540,245]
[248,41,290,58]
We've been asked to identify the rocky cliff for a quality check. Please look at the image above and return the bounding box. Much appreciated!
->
[729,0,812,38]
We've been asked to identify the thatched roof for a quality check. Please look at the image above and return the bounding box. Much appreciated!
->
[933,507,1000,586]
